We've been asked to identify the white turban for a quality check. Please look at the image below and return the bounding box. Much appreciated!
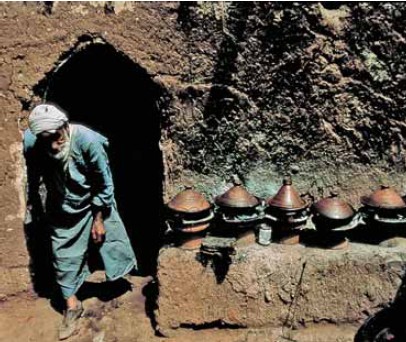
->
[28,104,68,135]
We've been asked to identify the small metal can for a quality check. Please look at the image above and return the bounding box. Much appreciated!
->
[258,223,272,246]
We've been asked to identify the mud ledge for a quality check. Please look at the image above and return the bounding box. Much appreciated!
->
[156,242,406,339]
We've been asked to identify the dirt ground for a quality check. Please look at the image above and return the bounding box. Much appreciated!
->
[0,273,249,342]
[0,272,358,342]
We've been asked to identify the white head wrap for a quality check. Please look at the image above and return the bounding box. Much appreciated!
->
[28,104,68,135]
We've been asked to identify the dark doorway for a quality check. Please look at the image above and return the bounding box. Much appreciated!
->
[34,42,165,275]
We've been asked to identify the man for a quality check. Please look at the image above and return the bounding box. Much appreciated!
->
[23,104,137,340]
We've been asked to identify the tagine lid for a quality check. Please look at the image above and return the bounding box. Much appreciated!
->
[215,179,260,208]
[313,192,355,220]
[267,177,309,211]
[167,186,212,213]
[361,185,406,209]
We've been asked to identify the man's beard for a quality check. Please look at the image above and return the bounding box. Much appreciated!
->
[48,130,71,164]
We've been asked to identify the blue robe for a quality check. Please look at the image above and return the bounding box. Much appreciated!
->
[23,124,137,299]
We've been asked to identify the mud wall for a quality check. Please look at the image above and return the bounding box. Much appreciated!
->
[0,1,196,297]
[167,2,406,203]
[2,2,406,296]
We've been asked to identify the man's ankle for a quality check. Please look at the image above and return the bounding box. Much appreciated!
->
[66,296,80,310]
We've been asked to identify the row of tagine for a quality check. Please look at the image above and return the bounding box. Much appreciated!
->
[164,176,406,250]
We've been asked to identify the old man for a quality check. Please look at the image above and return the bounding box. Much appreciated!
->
[23,104,137,340]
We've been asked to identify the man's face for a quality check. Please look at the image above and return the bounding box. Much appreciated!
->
[37,127,69,155]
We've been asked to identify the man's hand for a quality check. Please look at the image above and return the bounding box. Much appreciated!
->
[91,211,105,244]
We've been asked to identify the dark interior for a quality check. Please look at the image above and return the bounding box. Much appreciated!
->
[36,43,165,275]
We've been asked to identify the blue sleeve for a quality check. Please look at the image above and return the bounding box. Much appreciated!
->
[86,138,115,210]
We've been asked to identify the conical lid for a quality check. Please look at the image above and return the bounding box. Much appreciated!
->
[313,192,355,220]
[215,179,259,208]
[361,185,406,209]
[167,186,212,213]
[267,177,308,211]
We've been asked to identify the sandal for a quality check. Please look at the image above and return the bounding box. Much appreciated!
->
[58,302,84,340]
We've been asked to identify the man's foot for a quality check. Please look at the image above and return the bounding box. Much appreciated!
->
[58,302,84,340]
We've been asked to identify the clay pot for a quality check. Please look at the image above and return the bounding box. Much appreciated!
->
[166,186,213,233]
[312,192,356,231]
[265,177,310,223]
[167,186,212,214]
[361,185,406,210]
[215,179,262,231]
[360,185,406,238]
[174,232,207,250]
[215,179,260,209]
[265,177,310,245]
[313,192,355,220]
[267,177,309,211]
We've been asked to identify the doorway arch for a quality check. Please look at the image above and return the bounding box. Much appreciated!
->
[33,42,166,275]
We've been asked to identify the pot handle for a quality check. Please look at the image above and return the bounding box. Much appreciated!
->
[182,211,215,225]
[264,214,308,225]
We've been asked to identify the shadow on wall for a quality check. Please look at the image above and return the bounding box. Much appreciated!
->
[202,3,254,177]
[176,3,255,177]
[29,41,166,286]
[24,216,57,297]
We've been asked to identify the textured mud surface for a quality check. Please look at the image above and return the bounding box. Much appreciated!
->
[167,2,406,198]
[156,242,406,340]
